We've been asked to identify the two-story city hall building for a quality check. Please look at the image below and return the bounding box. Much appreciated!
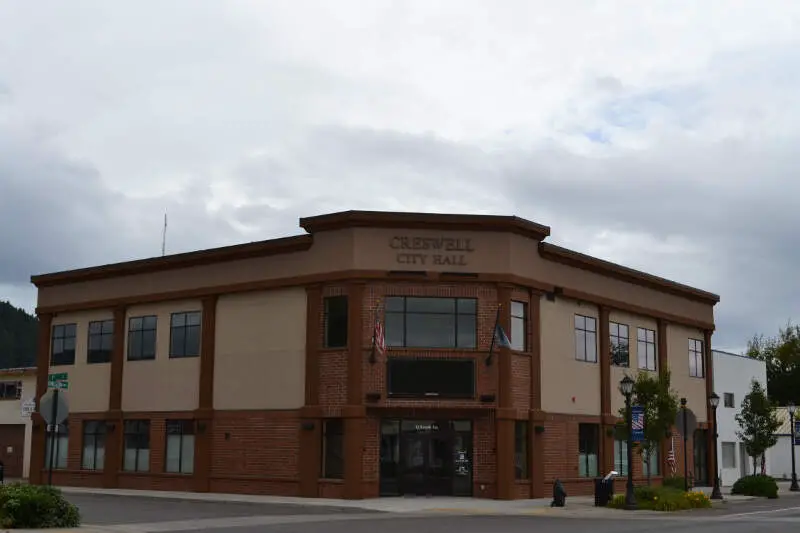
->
[29,210,720,499]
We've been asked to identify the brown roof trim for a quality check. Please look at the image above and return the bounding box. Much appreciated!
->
[538,242,720,305]
[36,269,714,331]
[299,210,551,241]
[30,235,314,288]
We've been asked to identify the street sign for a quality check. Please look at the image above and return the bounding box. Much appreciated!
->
[39,389,69,425]
[48,372,69,391]
[677,407,698,436]
[20,398,35,418]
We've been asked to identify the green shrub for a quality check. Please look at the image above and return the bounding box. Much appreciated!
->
[731,475,779,499]
[0,483,81,528]
[662,476,687,490]
[607,486,712,511]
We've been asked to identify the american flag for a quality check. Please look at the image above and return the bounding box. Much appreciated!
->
[373,318,386,356]
[667,435,677,474]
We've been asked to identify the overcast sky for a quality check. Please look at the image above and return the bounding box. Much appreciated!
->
[1,1,798,352]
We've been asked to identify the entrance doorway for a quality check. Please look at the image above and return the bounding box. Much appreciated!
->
[379,419,472,497]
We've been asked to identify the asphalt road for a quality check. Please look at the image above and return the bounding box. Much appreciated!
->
[64,492,800,533]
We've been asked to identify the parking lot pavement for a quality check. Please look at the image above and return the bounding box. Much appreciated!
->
[65,492,381,526]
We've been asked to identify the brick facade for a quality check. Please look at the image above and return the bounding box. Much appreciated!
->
[31,278,715,500]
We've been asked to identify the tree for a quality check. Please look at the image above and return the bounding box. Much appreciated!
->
[0,301,38,369]
[735,379,781,475]
[617,369,680,484]
[747,322,800,406]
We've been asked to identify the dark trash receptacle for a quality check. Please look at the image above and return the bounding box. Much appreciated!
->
[0,462,5,484]
[551,479,567,507]
[594,477,614,507]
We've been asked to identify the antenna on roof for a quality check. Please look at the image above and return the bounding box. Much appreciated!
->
[161,212,168,257]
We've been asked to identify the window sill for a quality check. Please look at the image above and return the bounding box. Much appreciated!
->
[386,347,480,353]
[319,477,344,483]
[86,361,112,365]
[575,358,598,364]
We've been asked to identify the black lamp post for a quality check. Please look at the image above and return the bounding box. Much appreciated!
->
[709,393,723,500]
[619,375,637,510]
[789,401,799,492]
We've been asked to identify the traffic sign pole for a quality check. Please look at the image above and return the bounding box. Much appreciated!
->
[47,389,58,486]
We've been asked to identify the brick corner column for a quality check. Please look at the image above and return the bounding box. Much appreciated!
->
[299,285,323,497]
[657,319,670,476]
[528,291,545,498]
[192,296,218,493]
[704,329,716,487]
[102,306,127,489]
[598,306,615,475]
[29,313,53,486]
[343,282,366,500]
[494,285,514,500]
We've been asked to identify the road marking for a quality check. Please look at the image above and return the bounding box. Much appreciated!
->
[717,505,800,519]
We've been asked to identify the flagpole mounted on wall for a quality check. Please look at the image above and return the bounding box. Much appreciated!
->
[485,303,511,366]
[369,299,385,365]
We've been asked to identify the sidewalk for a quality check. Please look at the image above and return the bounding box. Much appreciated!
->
[55,484,758,516]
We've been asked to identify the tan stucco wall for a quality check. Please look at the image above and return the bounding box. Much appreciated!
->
[52,311,112,412]
[213,288,306,410]
[0,375,36,478]
[668,323,708,422]
[120,301,201,412]
[608,310,658,414]
[540,296,601,415]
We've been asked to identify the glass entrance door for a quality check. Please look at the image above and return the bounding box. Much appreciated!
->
[380,419,473,497]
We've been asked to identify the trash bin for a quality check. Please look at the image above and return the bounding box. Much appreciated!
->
[0,462,5,485]
[551,479,567,507]
[594,477,613,507]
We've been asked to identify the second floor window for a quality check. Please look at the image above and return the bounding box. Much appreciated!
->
[510,301,527,351]
[385,297,477,349]
[609,322,629,367]
[323,296,348,348]
[637,328,657,371]
[128,316,157,361]
[574,315,597,363]
[51,324,77,366]
[88,320,114,364]
[689,339,704,378]
[170,312,201,358]
[724,393,735,408]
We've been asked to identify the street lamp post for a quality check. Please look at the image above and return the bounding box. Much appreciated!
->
[619,375,637,510]
[709,393,723,500]
[789,401,799,492]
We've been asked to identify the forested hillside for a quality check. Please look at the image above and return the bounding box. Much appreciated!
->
[0,301,37,368]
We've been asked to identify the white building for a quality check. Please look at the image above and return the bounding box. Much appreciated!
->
[0,367,36,479]
[713,349,768,486]
[766,407,799,481]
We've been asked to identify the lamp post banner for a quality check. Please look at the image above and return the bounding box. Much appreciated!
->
[794,420,800,446]
[631,405,645,443]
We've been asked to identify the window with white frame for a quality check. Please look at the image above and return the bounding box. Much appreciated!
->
[721,442,736,469]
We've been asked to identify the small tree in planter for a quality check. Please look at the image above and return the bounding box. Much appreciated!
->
[736,379,780,475]
[617,370,680,485]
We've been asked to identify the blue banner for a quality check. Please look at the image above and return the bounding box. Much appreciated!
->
[794,420,800,446]
[631,405,645,443]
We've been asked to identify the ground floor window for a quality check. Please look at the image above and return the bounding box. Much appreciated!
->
[514,421,529,479]
[613,438,629,476]
[123,420,150,472]
[165,420,195,474]
[578,424,599,478]
[321,419,344,479]
[45,421,69,470]
[642,446,660,476]
[81,421,107,471]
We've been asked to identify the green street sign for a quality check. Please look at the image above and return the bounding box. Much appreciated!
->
[48,372,69,391]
